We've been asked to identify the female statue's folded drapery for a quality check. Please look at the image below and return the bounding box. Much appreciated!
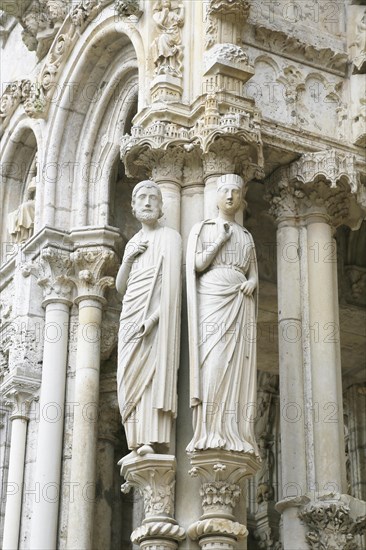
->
[186,175,259,455]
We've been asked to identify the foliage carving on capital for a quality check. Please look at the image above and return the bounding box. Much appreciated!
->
[122,464,175,516]
[200,482,241,515]
[122,142,185,180]
[265,151,362,226]
[36,247,73,304]
[2,373,41,420]
[70,247,117,302]
[188,450,260,544]
[299,502,366,550]
[120,455,185,546]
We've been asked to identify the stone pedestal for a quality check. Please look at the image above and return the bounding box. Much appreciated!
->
[188,451,260,550]
[120,454,185,550]
[150,75,183,103]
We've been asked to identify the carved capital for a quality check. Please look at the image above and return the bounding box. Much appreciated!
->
[1,371,40,421]
[203,134,263,182]
[36,246,73,306]
[266,151,362,227]
[120,454,185,548]
[151,148,185,184]
[188,451,260,548]
[299,499,366,550]
[70,247,117,304]
[121,137,185,181]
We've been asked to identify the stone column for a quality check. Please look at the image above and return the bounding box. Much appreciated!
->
[29,247,73,550]
[151,149,184,232]
[1,376,40,550]
[269,190,309,548]
[120,454,186,550]
[266,151,366,549]
[176,153,204,549]
[93,389,119,550]
[66,246,117,550]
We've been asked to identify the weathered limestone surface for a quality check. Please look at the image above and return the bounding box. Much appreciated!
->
[0,1,365,549]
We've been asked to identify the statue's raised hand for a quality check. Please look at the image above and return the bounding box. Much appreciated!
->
[217,219,232,245]
[124,240,148,264]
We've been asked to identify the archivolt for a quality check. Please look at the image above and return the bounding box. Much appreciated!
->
[42,11,141,229]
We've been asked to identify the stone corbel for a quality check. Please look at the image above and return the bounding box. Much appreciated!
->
[120,454,185,550]
[188,450,260,550]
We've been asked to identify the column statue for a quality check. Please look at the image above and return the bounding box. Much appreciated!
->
[186,173,259,454]
[116,180,182,457]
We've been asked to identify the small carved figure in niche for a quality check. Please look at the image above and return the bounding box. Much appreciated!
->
[116,180,182,457]
[151,0,184,77]
[351,11,366,72]
[256,435,274,505]
[186,174,259,454]
[7,154,37,243]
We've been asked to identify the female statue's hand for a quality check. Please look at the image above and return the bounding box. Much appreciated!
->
[240,280,256,296]
[217,220,232,245]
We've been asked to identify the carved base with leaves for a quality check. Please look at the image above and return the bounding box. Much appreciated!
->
[120,454,185,550]
[188,450,260,550]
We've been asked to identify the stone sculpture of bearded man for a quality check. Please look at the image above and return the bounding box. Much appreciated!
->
[116,180,182,457]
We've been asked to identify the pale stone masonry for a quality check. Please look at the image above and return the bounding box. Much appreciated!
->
[0,1,365,549]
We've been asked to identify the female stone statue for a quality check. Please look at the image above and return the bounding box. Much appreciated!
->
[186,174,259,454]
[116,180,182,456]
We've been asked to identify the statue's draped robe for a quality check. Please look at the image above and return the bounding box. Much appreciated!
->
[186,219,258,454]
[117,226,181,449]
[152,8,182,68]
[8,199,35,242]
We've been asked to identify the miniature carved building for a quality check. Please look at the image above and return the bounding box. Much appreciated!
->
[0,1,365,549]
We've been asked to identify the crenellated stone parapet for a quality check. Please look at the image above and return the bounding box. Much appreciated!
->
[120,454,185,550]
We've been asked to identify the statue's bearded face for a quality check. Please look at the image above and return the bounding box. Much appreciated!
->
[217,184,242,215]
[133,186,162,223]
